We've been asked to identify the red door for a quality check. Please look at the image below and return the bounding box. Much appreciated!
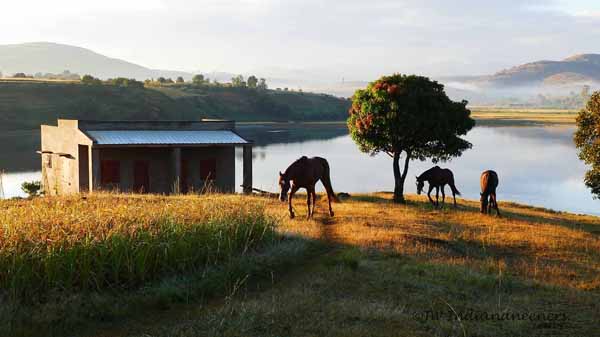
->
[101,160,120,187]
[133,160,150,193]
[200,159,217,181]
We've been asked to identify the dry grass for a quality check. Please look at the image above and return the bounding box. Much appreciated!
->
[270,193,600,291]
[0,193,276,301]
[470,108,577,124]
[2,193,599,336]
[113,193,600,337]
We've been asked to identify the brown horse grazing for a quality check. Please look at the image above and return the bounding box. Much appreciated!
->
[416,166,461,207]
[279,156,338,219]
[480,170,500,216]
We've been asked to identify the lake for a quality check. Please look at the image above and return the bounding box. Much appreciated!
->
[1,123,597,215]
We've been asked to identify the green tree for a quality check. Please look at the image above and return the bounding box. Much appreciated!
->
[81,74,102,85]
[231,75,246,87]
[257,78,268,90]
[348,74,475,203]
[581,85,591,102]
[574,92,600,198]
[176,76,185,83]
[247,75,258,88]
[192,74,205,85]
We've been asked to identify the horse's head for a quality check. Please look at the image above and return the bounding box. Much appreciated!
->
[278,171,290,202]
[480,193,488,213]
[415,176,424,195]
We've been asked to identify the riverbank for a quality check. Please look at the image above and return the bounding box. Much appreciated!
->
[1,192,598,337]
[471,107,577,125]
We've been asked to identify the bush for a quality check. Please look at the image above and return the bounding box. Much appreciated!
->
[21,181,41,197]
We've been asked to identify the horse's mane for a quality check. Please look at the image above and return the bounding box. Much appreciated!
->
[418,165,440,180]
[283,156,309,177]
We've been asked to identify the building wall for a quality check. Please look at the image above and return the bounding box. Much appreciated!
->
[97,146,236,194]
[182,147,235,193]
[40,122,92,195]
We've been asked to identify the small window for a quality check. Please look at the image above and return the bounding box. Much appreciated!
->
[101,160,120,185]
[200,159,217,180]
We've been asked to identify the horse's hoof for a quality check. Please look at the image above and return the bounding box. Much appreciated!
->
[329,211,334,217]
[290,213,295,219]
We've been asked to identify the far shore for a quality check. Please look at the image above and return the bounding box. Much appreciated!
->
[238,108,579,127]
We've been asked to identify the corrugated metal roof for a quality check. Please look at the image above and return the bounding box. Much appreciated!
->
[86,130,250,145]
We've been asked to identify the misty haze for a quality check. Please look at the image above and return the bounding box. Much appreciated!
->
[1,1,600,337]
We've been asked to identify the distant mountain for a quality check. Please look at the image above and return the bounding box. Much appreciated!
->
[0,42,193,80]
[475,54,600,87]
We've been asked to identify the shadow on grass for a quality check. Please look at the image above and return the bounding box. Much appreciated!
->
[1,233,331,337]
[350,194,600,236]
[151,241,599,337]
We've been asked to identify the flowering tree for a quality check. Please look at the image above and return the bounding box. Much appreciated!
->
[348,74,475,203]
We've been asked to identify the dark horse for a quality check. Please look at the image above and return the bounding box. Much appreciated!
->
[480,170,500,216]
[279,156,338,219]
[416,166,461,207]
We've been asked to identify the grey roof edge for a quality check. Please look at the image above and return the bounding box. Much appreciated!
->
[230,129,254,144]
[85,130,252,146]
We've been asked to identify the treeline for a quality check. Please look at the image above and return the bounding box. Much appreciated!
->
[78,73,271,91]
[533,85,592,109]
[1,70,80,81]
[1,69,272,91]
[495,85,593,110]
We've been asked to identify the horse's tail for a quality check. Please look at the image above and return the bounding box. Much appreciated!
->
[450,183,461,196]
[321,159,339,202]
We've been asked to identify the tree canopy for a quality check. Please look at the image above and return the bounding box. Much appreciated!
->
[81,74,102,85]
[192,74,205,85]
[247,75,258,88]
[574,92,600,198]
[348,74,475,202]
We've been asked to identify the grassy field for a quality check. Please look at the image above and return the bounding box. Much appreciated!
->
[1,193,599,336]
[471,107,578,124]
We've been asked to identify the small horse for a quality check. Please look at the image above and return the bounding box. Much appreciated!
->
[480,170,500,216]
[416,166,461,207]
[278,156,338,219]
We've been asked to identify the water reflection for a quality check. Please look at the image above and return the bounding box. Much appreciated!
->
[238,125,597,215]
[1,124,597,215]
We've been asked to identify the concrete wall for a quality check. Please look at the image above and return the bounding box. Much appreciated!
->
[40,122,92,195]
[181,147,235,193]
[97,146,235,194]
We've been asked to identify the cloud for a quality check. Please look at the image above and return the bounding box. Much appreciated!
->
[0,0,598,79]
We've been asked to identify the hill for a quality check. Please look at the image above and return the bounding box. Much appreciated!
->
[0,42,192,80]
[473,54,600,87]
[0,81,350,130]
[1,193,598,336]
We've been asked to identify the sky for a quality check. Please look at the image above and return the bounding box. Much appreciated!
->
[0,0,599,81]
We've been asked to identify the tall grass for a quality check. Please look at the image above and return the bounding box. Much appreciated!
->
[0,193,276,302]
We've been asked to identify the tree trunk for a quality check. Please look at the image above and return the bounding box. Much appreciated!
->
[393,151,411,203]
